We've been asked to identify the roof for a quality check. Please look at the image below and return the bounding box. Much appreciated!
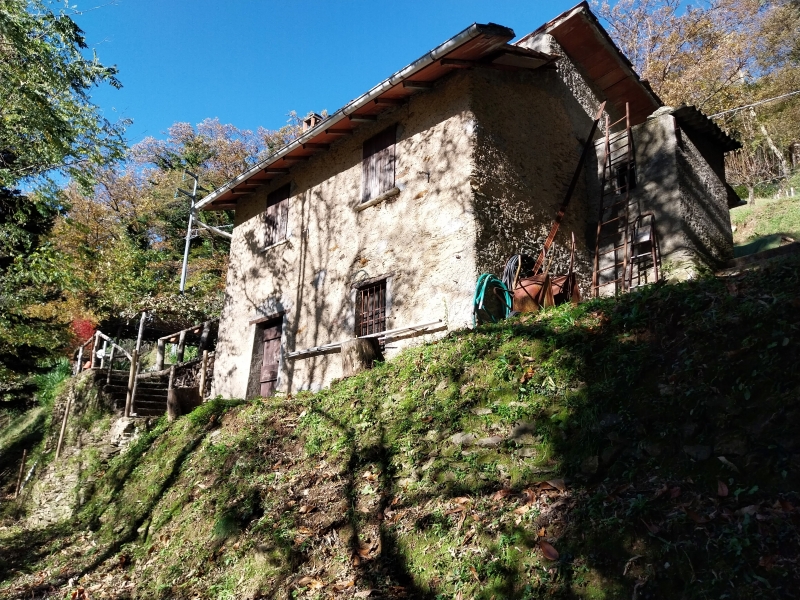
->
[670,105,742,152]
[198,23,559,211]
[517,1,662,127]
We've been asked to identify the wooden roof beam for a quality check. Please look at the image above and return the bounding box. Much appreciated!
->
[326,127,353,135]
[374,98,405,106]
[302,143,331,150]
[282,155,310,162]
[349,114,378,122]
[403,80,434,89]
[264,167,290,174]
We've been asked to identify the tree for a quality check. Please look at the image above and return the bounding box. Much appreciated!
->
[0,0,128,188]
[0,188,73,398]
[0,0,125,397]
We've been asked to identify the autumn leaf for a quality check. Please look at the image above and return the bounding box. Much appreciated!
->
[669,486,681,499]
[546,479,566,492]
[492,488,512,501]
[685,509,708,524]
[717,480,728,497]
[539,540,560,561]
[469,565,480,582]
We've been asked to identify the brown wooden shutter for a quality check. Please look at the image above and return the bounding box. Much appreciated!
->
[361,125,396,203]
[265,184,290,246]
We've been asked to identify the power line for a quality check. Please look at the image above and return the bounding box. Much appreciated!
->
[708,89,800,119]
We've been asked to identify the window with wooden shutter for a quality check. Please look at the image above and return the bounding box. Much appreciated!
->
[355,279,387,338]
[361,125,396,203]
[264,184,290,247]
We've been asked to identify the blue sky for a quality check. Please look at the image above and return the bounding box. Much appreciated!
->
[74,0,584,146]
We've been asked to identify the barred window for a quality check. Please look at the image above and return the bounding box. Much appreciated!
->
[264,184,289,247]
[355,279,387,338]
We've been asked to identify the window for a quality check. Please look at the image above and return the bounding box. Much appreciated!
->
[356,279,387,338]
[264,184,289,247]
[614,162,637,195]
[362,125,396,203]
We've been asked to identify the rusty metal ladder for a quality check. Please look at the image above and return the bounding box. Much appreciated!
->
[592,103,659,296]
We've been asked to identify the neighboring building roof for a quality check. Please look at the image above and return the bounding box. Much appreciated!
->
[197,23,559,211]
[518,1,662,127]
[670,105,742,152]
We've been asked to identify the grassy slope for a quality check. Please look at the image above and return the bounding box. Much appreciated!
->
[1,257,800,599]
[731,197,800,257]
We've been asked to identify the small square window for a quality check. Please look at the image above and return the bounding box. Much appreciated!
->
[355,279,387,338]
[614,162,637,195]
[362,125,396,203]
[264,184,290,247]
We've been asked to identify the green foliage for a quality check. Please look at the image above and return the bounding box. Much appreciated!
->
[0,0,128,188]
[30,358,72,407]
[0,188,73,398]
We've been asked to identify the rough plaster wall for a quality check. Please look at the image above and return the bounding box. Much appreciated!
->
[213,73,478,398]
[470,66,598,296]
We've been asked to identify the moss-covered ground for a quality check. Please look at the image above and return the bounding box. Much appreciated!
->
[1,256,799,599]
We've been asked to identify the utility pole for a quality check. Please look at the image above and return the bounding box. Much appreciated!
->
[176,171,206,293]
[175,171,232,293]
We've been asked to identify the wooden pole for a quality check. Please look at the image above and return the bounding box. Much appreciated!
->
[198,321,211,351]
[155,338,166,371]
[99,338,108,369]
[106,344,116,385]
[75,344,84,375]
[124,349,138,418]
[55,392,73,460]
[90,331,101,369]
[199,350,209,400]
[176,330,187,364]
[135,311,147,353]
[14,449,27,499]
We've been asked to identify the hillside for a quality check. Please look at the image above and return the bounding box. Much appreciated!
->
[731,196,800,257]
[1,256,800,599]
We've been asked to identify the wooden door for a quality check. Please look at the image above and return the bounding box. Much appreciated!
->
[260,321,282,397]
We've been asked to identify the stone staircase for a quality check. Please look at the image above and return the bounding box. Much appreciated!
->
[97,370,170,417]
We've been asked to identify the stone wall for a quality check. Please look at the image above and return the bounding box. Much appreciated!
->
[469,64,599,297]
[627,113,733,279]
[213,72,479,398]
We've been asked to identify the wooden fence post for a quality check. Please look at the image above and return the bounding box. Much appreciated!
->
[99,338,108,369]
[155,338,166,371]
[124,349,138,418]
[176,330,187,364]
[75,344,84,376]
[199,350,209,400]
[14,449,27,499]
[55,392,73,460]
[90,331,101,369]
[198,321,211,351]
[106,344,116,385]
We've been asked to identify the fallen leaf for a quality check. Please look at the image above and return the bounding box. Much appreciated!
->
[538,527,546,537]
[641,519,660,534]
[780,500,795,512]
[333,580,355,591]
[357,542,372,558]
[539,540,559,561]
[759,555,776,571]
[297,576,323,589]
[354,591,373,598]
[513,505,530,515]
[453,496,471,505]
[718,456,740,473]
[547,479,566,492]
[685,509,708,524]
[717,480,728,497]
[737,504,758,516]
[669,486,681,499]
[469,565,480,582]
[492,488,512,501]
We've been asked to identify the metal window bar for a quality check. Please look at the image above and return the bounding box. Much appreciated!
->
[356,281,387,338]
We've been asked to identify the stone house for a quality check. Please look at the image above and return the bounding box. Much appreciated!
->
[197,2,740,399]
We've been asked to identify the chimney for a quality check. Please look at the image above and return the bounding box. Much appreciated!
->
[303,113,323,132]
